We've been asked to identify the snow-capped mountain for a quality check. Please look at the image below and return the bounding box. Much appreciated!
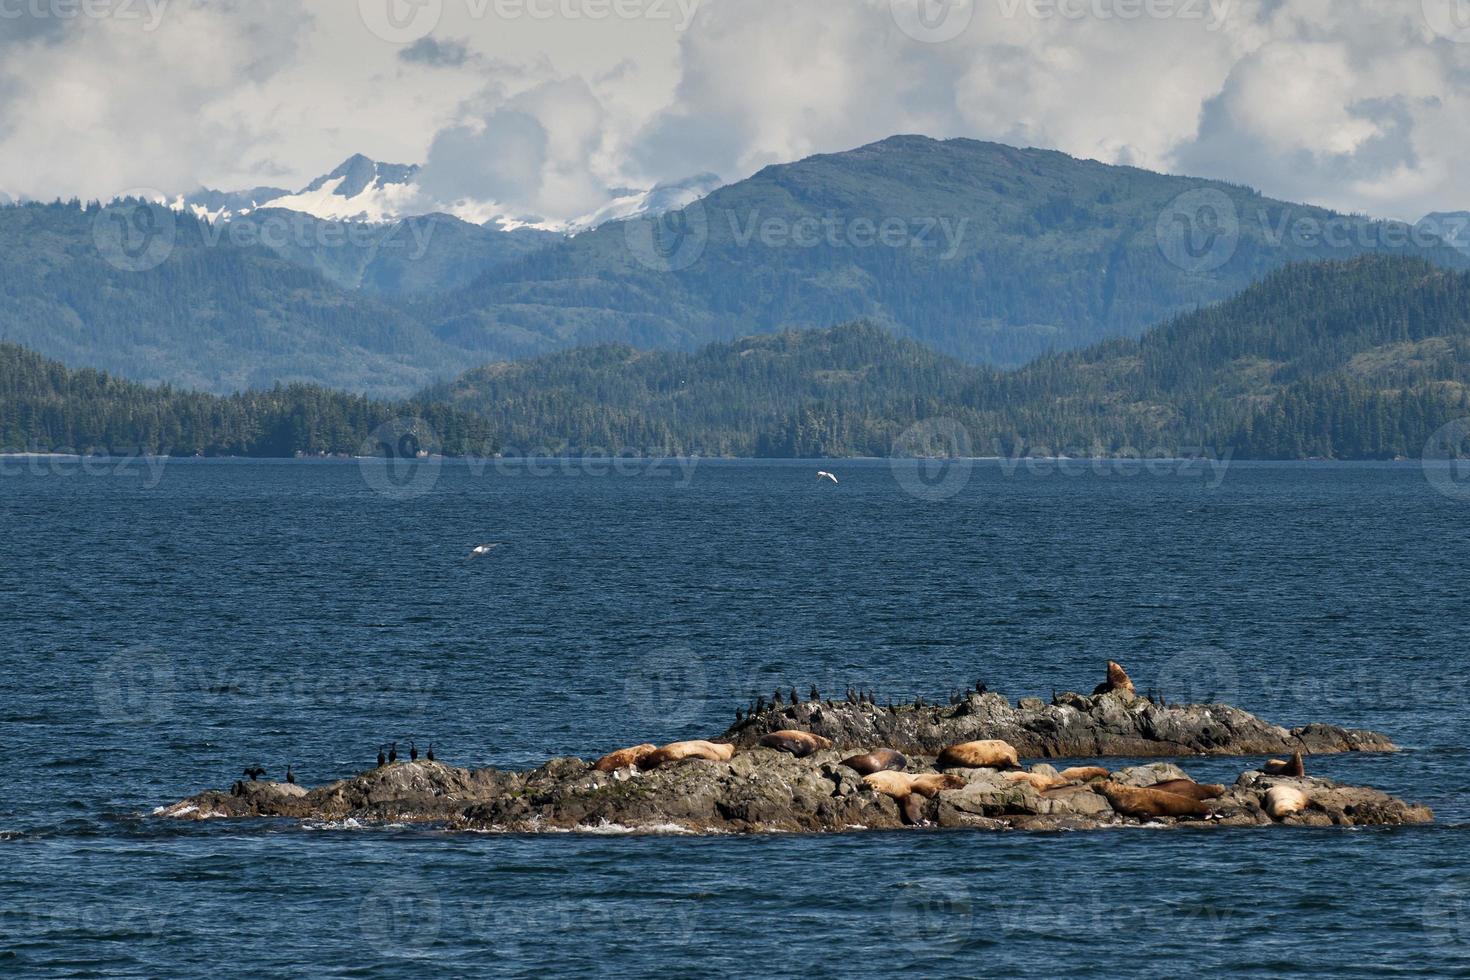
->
[181,155,724,233]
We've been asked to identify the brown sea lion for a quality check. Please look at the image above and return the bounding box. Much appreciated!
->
[1263,752,1305,777]
[1095,781,1210,819]
[759,730,833,758]
[592,743,657,772]
[936,739,1020,770]
[1004,770,1070,791]
[1092,660,1136,697]
[1147,779,1226,801]
[1058,766,1111,782]
[638,740,736,770]
[862,771,963,824]
[1265,785,1309,818]
[839,749,908,776]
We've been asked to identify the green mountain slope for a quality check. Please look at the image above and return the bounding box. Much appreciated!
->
[429,136,1468,367]
[429,256,1470,459]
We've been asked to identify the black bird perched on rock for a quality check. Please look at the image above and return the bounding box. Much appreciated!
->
[427,745,435,762]
[377,746,386,767]
[975,680,988,695]
[388,743,398,764]
[409,741,419,762]
[285,764,296,785]
[772,689,783,708]
[231,781,245,797]
[243,765,266,781]
[809,684,819,702]
[789,687,799,706]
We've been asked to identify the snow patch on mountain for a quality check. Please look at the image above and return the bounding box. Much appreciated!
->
[180,156,724,232]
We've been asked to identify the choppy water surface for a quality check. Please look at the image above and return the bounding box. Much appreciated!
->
[3,457,1470,977]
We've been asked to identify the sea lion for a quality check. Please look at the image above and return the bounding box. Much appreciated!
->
[1265,785,1309,819]
[1263,752,1306,777]
[759,730,833,758]
[936,739,1020,770]
[1095,781,1210,820]
[592,743,658,772]
[1092,660,1136,697]
[638,740,736,770]
[862,771,964,824]
[839,749,908,776]
[1147,779,1226,801]
[1058,766,1110,782]
[1004,770,1070,791]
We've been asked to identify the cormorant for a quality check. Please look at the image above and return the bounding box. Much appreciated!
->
[809,685,820,702]
[388,742,398,764]
[735,707,744,722]
[377,746,387,768]
[789,687,799,706]
[426,745,435,762]
[285,764,296,785]
[243,765,266,781]
[409,741,418,762]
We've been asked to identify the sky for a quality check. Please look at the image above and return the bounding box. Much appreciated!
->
[1,0,1469,222]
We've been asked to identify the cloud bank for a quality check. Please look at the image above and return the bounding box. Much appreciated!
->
[0,0,1468,221]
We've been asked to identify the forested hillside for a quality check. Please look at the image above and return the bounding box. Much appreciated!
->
[431,136,1468,367]
[0,344,493,457]
[431,256,1470,459]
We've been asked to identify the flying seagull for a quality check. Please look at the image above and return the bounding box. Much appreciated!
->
[816,471,838,484]
[466,543,503,560]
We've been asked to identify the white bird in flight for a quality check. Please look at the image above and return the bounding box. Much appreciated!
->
[466,543,503,560]
[816,471,838,484]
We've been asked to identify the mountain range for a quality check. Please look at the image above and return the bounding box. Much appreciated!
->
[5,135,1470,399]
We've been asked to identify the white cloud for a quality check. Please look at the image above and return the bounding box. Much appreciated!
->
[1,0,1469,221]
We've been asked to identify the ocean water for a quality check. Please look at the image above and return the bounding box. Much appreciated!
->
[3,455,1469,977]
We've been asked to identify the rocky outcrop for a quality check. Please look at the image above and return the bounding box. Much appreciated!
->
[153,666,1420,835]
[721,690,1396,758]
[156,755,1431,833]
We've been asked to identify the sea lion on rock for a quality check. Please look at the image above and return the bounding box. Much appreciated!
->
[759,730,833,758]
[638,740,736,770]
[839,749,908,776]
[936,739,1020,770]
[1264,752,1306,777]
[1147,779,1226,801]
[863,771,965,824]
[1005,770,1070,791]
[1059,766,1111,782]
[1095,782,1210,820]
[1265,785,1310,819]
[592,743,658,772]
[1092,660,1136,697]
